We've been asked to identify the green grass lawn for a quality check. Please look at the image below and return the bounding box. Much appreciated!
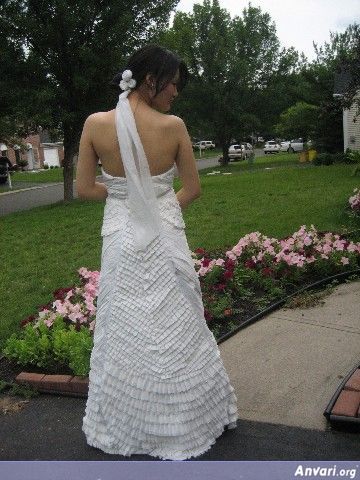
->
[1,160,359,351]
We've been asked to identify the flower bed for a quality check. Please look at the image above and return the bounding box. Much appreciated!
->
[193,225,360,339]
[349,188,360,217]
[3,268,98,377]
[3,225,360,378]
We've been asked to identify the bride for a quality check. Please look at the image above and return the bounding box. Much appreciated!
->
[76,44,238,461]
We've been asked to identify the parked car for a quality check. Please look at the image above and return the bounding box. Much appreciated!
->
[193,140,215,150]
[264,140,280,154]
[228,143,253,160]
[280,138,304,153]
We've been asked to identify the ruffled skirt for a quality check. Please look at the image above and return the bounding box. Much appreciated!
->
[82,218,238,460]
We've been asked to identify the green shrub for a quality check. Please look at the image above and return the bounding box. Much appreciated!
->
[313,153,334,165]
[314,150,360,166]
[3,316,93,376]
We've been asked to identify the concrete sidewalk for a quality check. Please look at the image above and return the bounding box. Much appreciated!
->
[219,279,360,432]
[0,280,359,461]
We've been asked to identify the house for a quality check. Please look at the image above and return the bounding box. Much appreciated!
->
[333,68,360,152]
[0,129,64,169]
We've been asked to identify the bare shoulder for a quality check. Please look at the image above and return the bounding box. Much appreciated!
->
[167,114,185,128]
[165,115,188,137]
[83,110,114,129]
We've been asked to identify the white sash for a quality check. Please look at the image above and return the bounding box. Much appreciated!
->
[115,90,162,251]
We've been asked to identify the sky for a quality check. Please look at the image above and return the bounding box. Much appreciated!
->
[173,0,360,61]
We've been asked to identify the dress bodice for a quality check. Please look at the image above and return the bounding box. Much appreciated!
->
[100,163,185,236]
[101,164,176,199]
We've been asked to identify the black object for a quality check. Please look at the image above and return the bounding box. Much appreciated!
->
[0,156,13,184]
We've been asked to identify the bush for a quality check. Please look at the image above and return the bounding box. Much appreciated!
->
[313,151,360,166]
[17,159,29,171]
[43,163,49,169]
[313,153,334,165]
[3,316,93,376]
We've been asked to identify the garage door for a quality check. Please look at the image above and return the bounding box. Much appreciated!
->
[44,148,60,167]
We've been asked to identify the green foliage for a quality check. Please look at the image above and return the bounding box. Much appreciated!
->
[160,1,298,159]
[313,151,360,166]
[53,323,93,377]
[275,102,319,140]
[207,293,233,319]
[4,321,53,368]
[0,0,178,197]
[3,316,93,376]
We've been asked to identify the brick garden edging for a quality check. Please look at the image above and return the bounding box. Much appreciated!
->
[15,372,88,398]
[324,364,360,429]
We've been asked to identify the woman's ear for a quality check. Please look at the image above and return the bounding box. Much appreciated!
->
[145,73,155,90]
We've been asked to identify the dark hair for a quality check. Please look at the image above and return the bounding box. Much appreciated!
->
[111,44,188,95]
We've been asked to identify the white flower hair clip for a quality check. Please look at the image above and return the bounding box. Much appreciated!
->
[119,69,136,91]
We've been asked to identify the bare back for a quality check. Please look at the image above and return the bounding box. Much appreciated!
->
[76,92,201,206]
[89,98,179,177]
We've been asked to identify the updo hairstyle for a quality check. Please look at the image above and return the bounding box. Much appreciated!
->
[111,44,188,95]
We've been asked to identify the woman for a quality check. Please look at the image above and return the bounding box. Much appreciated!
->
[76,44,238,461]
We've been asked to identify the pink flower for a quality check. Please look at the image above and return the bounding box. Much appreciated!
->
[52,299,68,316]
[340,257,350,265]
[226,250,237,261]
[333,239,345,251]
[65,290,73,301]
[303,236,312,246]
[323,243,332,254]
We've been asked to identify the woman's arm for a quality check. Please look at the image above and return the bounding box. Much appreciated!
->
[173,117,201,209]
[76,115,108,201]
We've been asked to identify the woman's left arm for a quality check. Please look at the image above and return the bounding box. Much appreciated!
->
[76,114,108,201]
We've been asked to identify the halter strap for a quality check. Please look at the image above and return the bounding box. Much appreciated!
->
[115,90,161,251]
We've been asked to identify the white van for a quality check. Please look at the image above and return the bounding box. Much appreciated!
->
[280,139,304,153]
[193,141,215,150]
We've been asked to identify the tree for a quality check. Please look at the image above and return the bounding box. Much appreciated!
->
[0,0,178,200]
[292,23,360,152]
[160,1,295,163]
[275,102,319,141]
[337,24,360,114]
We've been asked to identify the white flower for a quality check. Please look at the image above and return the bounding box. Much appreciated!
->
[122,69,132,81]
[119,69,137,91]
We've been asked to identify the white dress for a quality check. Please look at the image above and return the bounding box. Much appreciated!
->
[82,90,238,461]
